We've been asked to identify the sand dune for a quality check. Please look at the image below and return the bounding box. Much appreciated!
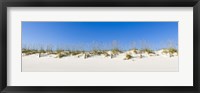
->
[22,50,178,72]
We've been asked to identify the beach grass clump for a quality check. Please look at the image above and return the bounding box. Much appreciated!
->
[71,51,82,56]
[22,48,31,54]
[91,50,100,55]
[110,48,122,59]
[104,53,110,57]
[103,51,110,57]
[57,53,65,58]
[22,48,38,55]
[56,49,64,53]
[162,48,177,54]
[168,48,177,54]
[30,49,39,54]
[38,48,46,53]
[91,50,106,56]
[162,49,168,54]
[131,48,139,54]
[55,49,65,58]
[162,48,178,57]
[83,53,90,59]
[63,51,71,56]
[56,51,71,58]
[140,48,155,54]
[124,54,133,60]
[111,48,122,55]
[133,49,138,54]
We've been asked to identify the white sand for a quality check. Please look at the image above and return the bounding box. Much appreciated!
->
[22,54,178,72]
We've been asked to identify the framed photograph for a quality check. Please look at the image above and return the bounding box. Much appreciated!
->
[0,0,200,93]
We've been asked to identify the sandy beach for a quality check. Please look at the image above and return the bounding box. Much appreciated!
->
[22,52,178,72]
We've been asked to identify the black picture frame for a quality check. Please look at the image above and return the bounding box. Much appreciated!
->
[0,0,200,93]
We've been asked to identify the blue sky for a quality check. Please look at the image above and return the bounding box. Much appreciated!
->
[22,22,178,50]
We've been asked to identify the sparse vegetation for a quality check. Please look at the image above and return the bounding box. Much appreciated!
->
[56,49,64,53]
[168,48,177,54]
[57,53,66,58]
[84,53,91,59]
[91,50,103,55]
[140,48,155,54]
[130,41,138,54]
[162,49,168,54]
[71,51,82,56]
[22,41,178,59]
[103,52,110,57]
[132,49,138,54]
[22,48,38,55]
[46,45,53,54]
[162,48,178,57]
[161,40,178,57]
[124,54,132,60]
[111,48,122,55]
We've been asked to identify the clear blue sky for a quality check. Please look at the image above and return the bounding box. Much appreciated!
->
[22,22,178,50]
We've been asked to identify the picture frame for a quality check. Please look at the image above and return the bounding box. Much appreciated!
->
[0,0,200,93]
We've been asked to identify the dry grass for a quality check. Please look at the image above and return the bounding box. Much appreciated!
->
[22,41,178,59]
[162,48,178,57]
[140,48,155,54]
[124,54,132,60]
[111,48,122,55]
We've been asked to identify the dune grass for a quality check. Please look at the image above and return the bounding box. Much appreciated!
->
[22,47,178,59]
[111,48,122,55]
[22,41,178,59]
[140,48,155,54]
[162,48,178,57]
[124,54,133,60]
[22,48,38,55]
